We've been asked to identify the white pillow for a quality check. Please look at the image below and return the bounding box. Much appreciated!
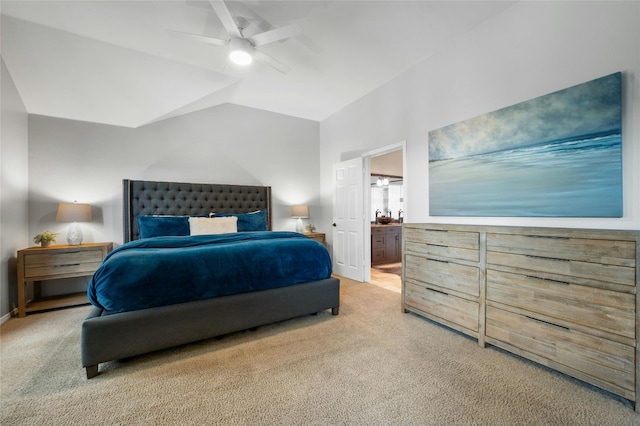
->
[189,216,238,235]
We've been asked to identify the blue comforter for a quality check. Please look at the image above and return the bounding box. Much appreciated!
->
[88,231,332,313]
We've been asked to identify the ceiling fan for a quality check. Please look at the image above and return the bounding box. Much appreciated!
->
[171,0,302,73]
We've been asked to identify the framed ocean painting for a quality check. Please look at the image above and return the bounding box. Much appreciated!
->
[428,72,622,217]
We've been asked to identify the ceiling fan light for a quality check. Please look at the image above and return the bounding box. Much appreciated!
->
[229,38,253,65]
[230,50,252,65]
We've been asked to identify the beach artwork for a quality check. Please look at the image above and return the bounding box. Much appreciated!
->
[428,72,622,217]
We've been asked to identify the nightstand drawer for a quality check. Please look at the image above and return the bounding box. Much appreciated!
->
[23,250,103,279]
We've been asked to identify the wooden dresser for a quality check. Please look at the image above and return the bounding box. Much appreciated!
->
[17,242,113,317]
[402,223,639,410]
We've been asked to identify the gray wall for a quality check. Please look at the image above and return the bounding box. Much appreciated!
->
[320,1,640,233]
[28,104,320,246]
[1,57,29,319]
[24,104,319,299]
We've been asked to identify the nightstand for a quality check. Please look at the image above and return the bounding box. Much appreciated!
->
[16,242,112,317]
[303,232,326,245]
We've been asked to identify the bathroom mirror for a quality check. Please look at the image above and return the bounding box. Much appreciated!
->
[370,175,403,223]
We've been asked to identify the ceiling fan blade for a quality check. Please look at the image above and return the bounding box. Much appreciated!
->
[252,49,291,74]
[249,23,302,47]
[167,30,227,46]
[209,0,242,38]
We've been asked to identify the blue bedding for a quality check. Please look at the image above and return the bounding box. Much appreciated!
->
[88,231,332,313]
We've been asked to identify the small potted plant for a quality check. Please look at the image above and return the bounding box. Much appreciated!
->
[34,231,58,247]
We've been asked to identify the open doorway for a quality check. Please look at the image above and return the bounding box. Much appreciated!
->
[363,142,405,291]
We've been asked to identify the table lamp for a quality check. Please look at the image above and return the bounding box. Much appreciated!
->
[291,204,309,233]
[56,201,91,245]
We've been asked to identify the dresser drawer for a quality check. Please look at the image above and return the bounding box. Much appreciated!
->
[486,306,635,398]
[404,228,479,261]
[487,233,636,267]
[487,233,636,289]
[405,280,479,332]
[405,254,479,297]
[23,249,103,279]
[404,227,480,248]
[405,241,479,263]
[487,269,635,340]
[486,250,636,289]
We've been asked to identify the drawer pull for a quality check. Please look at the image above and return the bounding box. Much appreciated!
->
[426,257,449,264]
[429,288,449,296]
[525,255,569,262]
[526,276,570,285]
[525,316,569,331]
[425,243,446,248]
[524,235,569,240]
[54,263,81,268]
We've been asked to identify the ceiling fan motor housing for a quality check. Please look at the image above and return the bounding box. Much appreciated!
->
[229,37,254,65]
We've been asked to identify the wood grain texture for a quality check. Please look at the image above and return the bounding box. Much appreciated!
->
[17,243,113,317]
[486,306,635,399]
[402,223,639,410]
[405,254,480,297]
[403,225,482,339]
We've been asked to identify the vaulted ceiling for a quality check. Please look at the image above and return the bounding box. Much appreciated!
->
[1,1,514,128]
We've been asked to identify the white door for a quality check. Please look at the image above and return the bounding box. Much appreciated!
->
[332,157,364,281]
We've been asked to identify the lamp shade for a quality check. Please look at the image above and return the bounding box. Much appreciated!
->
[56,202,91,223]
[291,205,309,219]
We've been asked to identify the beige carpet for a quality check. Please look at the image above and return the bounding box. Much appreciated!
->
[1,278,637,425]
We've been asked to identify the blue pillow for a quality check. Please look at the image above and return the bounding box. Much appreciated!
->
[212,210,268,232]
[137,215,190,239]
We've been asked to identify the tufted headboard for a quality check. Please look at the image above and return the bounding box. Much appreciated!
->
[123,179,272,242]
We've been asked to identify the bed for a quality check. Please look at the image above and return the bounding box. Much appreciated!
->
[81,179,340,378]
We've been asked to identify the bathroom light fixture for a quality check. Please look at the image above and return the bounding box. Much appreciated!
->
[56,201,91,245]
[229,37,253,65]
[376,177,389,186]
[291,204,309,233]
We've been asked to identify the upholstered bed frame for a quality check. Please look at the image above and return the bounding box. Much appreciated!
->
[81,179,340,378]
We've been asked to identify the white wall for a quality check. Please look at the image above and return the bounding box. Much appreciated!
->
[28,103,321,246]
[319,1,640,235]
[1,57,29,318]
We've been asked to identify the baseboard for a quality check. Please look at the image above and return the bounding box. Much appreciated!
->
[1,309,16,325]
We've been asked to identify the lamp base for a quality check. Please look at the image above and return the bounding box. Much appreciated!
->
[295,218,304,233]
[66,222,83,246]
